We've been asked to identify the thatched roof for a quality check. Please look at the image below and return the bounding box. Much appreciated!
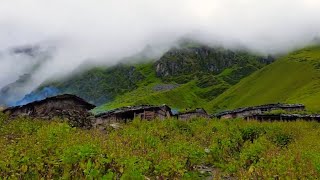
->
[2,94,96,113]
[215,103,305,117]
[96,105,172,118]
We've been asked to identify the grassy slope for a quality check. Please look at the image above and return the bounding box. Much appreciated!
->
[94,63,208,113]
[94,50,266,113]
[94,61,242,113]
[206,46,320,113]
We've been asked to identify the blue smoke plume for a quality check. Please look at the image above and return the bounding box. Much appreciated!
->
[13,86,61,106]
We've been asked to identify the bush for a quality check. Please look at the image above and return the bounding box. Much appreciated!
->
[240,125,266,143]
[0,118,319,178]
[239,137,269,168]
[266,127,294,148]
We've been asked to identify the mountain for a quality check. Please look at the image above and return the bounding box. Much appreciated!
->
[155,45,273,84]
[93,46,273,111]
[0,45,53,106]
[93,44,272,113]
[16,43,272,112]
[14,86,60,106]
[47,65,144,105]
[206,45,320,113]
[0,74,33,106]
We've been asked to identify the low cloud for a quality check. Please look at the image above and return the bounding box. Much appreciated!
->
[0,0,319,101]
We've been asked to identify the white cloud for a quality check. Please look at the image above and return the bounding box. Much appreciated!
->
[0,0,319,97]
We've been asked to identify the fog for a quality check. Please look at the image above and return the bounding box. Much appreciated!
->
[0,0,320,102]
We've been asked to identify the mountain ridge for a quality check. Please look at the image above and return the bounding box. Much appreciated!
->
[15,43,271,113]
[206,45,320,113]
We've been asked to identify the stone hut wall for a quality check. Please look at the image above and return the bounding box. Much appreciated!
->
[218,104,306,119]
[93,106,172,129]
[177,108,210,120]
[4,98,95,128]
[220,114,234,119]
[234,109,262,118]
[178,112,210,120]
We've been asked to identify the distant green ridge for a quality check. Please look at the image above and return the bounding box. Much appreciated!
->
[94,45,269,113]
[40,44,270,114]
[206,46,320,113]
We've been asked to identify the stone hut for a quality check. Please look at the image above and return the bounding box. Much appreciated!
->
[177,108,210,120]
[247,114,320,122]
[2,94,96,128]
[94,105,172,127]
[215,103,305,119]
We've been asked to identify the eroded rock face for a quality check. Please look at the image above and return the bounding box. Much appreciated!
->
[155,46,273,78]
[155,46,231,77]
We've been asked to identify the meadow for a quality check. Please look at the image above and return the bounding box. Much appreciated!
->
[208,46,320,113]
[0,113,320,179]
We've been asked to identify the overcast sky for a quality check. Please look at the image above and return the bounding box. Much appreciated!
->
[0,0,320,95]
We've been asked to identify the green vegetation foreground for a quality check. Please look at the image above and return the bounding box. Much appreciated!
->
[0,114,319,179]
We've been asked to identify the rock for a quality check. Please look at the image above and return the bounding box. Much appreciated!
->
[194,165,214,174]
[153,84,179,91]
[154,45,273,80]
[109,123,122,129]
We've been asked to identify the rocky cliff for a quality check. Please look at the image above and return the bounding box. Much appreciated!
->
[155,45,274,84]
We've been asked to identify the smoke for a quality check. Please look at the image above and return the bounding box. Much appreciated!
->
[14,86,60,106]
[0,0,320,103]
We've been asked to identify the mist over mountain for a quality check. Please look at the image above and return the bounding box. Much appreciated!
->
[0,0,320,106]
[9,43,271,113]
[0,45,55,105]
[2,1,320,178]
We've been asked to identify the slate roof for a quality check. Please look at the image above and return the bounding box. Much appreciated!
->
[249,114,320,121]
[215,103,305,117]
[2,94,96,113]
[95,104,172,118]
[178,108,208,115]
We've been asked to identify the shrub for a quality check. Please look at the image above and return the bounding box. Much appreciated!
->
[240,125,266,143]
[239,137,269,168]
[267,128,294,148]
[0,118,319,178]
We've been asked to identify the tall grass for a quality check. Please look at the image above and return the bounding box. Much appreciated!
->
[0,113,319,179]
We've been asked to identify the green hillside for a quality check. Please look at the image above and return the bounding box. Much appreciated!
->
[45,64,145,105]
[206,46,320,113]
[94,62,209,113]
[93,46,269,113]
[38,44,270,113]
